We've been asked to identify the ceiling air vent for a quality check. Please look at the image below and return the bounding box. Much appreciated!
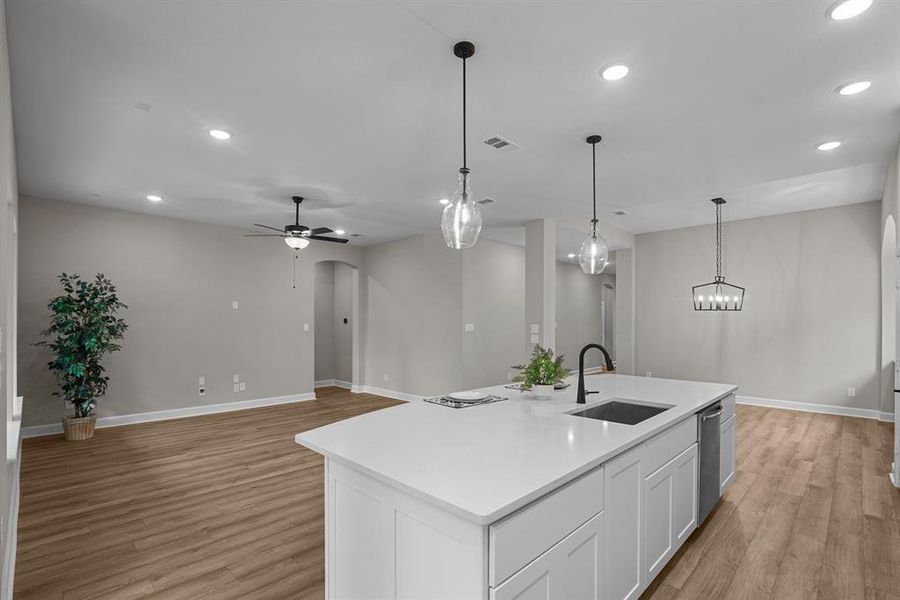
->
[477,198,494,205]
[613,210,628,216]
[483,135,520,152]
[350,233,363,238]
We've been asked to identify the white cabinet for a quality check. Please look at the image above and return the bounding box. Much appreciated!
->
[720,415,736,495]
[491,511,605,600]
[672,443,698,546]
[603,446,643,600]
[642,444,698,584]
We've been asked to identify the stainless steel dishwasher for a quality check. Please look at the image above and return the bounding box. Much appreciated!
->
[698,402,724,524]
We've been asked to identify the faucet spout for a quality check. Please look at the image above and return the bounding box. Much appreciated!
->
[576,343,614,404]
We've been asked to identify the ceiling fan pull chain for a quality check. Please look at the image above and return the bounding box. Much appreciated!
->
[292,250,298,289]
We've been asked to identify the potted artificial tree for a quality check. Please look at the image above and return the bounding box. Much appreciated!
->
[38,273,127,441]
[513,345,571,400]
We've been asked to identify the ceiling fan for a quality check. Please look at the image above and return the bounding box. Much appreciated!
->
[244,196,349,249]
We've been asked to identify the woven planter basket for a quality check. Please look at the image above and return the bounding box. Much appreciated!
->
[62,415,97,441]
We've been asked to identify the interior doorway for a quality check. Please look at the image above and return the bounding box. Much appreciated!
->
[314,261,359,391]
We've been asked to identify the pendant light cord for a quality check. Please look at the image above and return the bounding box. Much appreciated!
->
[462,55,467,170]
[716,202,722,279]
[591,141,597,223]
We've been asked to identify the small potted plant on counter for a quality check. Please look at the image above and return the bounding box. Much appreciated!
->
[38,273,128,441]
[513,345,571,400]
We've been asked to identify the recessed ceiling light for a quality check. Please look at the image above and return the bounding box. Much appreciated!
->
[817,140,842,151]
[208,129,232,140]
[828,0,873,20]
[836,80,871,95]
[146,194,163,202]
[439,198,450,205]
[334,229,346,235]
[600,64,630,81]
[567,253,576,258]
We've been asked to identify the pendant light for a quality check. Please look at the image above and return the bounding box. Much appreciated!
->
[441,41,482,250]
[692,198,745,311]
[578,135,609,274]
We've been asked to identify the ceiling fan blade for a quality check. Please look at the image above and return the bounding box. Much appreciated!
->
[243,234,285,237]
[308,235,349,244]
[253,223,286,233]
[309,226,333,235]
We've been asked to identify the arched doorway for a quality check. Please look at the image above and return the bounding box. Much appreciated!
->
[313,260,361,393]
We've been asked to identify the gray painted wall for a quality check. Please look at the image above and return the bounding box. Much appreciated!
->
[0,0,16,585]
[555,263,613,371]
[333,262,353,383]
[635,201,881,411]
[17,195,365,427]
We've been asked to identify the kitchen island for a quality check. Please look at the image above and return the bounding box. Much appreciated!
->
[296,374,737,600]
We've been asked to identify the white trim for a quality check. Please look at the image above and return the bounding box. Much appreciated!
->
[357,386,421,403]
[737,395,895,422]
[21,392,317,438]
[315,379,352,389]
[3,429,21,598]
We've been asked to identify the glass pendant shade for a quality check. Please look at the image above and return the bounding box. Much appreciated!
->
[441,168,482,250]
[579,224,609,274]
[284,236,310,250]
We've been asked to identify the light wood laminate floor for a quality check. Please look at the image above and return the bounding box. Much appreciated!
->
[14,389,899,599]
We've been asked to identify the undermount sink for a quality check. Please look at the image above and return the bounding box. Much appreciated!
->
[570,399,672,425]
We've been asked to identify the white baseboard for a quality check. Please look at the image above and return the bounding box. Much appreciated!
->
[314,379,352,389]
[737,395,895,422]
[356,385,421,403]
[21,392,317,438]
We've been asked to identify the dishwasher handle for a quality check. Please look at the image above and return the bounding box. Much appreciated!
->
[701,408,723,421]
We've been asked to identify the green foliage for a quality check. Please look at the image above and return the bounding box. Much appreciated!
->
[513,345,571,390]
[37,273,128,418]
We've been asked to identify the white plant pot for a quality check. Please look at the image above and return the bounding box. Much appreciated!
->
[531,384,555,400]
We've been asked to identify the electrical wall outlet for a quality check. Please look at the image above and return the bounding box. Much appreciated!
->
[239,382,246,392]
[303,323,310,332]
[383,373,389,382]
[233,373,240,383]
[232,300,239,310]
[847,387,856,398]
[646,371,652,378]
[233,383,240,393]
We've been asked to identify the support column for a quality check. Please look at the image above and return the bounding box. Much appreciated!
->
[525,220,556,355]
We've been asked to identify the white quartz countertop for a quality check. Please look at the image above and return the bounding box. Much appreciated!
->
[295,374,737,525]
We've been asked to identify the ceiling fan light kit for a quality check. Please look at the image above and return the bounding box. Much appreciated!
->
[441,41,483,250]
[692,198,745,311]
[578,135,610,275]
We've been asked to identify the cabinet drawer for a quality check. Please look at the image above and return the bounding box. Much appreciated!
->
[642,416,697,476]
[490,466,604,587]
[721,394,736,422]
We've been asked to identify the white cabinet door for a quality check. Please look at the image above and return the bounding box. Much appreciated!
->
[672,444,698,548]
[491,512,604,600]
[642,460,674,583]
[720,415,736,495]
[603,446,643,600]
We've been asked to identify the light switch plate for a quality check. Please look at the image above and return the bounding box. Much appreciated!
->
[303,323,310,331]
[530,334,540,344]
[233,374,240,383]
[232,383,240,393]
[239,382,246,392]
[198,376,205,386]
[530,324,540,334]
[232,300,239,310]
[464,323,475,332]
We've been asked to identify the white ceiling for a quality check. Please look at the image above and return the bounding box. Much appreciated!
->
[6,1,900,246]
